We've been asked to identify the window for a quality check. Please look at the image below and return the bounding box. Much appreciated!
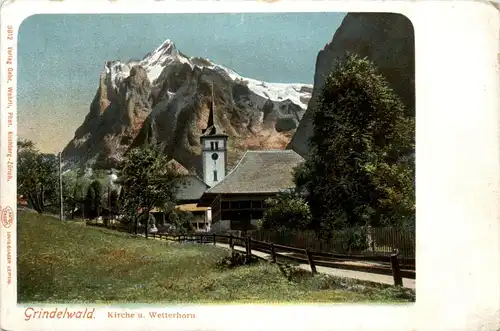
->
[239,201,251,209]
[210,142,215,150]
[213,170,218,182]
[251,201,262,209]
[214,142,219,150]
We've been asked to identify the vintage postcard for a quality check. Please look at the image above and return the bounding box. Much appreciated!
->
[1,0,499,330]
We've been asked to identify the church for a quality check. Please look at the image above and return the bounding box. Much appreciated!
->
[177,83,305,232]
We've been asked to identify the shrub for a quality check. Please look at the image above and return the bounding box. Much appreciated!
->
[215,251,258,269]
[262,191,311,232]
[168,210,196,234]
[337,227,370,252]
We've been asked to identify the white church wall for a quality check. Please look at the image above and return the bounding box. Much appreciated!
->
[203,155,226,187]
[201,137,227,187]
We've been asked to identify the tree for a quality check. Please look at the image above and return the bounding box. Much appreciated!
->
[262,191,312,232]
[296,54,415,238]
[169,210,196,234]
[62,170,79,218]
[85,180,103,219]
[119,146,186,237]
[109,189,119,212]
[17,140,58,214]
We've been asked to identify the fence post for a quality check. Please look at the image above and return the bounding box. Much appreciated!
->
[229,234,233,248]
[369,226,376,253]
[153,232,156,239]
[390,252,403,286]
[213,233,216,245]
[270,243,277,263]
[246,237,252,258]
[305,248,317,275]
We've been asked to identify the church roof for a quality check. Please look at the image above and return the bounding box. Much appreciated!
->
[166,159,209,201]
[176,174,210,201]
[205,150,305,194]
[167,159,189,175]
[201,81,228,138]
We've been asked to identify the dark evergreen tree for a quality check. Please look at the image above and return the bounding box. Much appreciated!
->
[296,54,415,238]
[85,180,103,219]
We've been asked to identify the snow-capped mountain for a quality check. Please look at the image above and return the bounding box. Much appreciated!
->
[62,39,313,173]
[106,39,311,110]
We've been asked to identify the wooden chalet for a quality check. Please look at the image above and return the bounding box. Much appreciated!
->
[197,150,304,231]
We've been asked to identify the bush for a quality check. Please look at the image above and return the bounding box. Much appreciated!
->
[215,251,258,269]
[168,210,195,234]
[337,227,370,252]
[277,264,313,282]
[262,191,311,232]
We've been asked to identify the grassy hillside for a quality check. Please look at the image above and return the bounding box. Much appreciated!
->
[18,211,414,303]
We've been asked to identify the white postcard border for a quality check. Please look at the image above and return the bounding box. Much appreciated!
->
[1,0,499,330]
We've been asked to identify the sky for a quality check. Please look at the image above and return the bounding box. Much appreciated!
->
[17,13,345,153]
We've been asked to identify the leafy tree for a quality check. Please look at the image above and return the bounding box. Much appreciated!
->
[296,54,415,238]
[168,210,196,234]
[62,170,79,218]
[17,140,59,214]
[262,191,312,232]
[119,146,186,237]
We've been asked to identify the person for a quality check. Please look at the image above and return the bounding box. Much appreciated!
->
[148,222,158,234]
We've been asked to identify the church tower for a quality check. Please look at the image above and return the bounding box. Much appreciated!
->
[200,83,228,188]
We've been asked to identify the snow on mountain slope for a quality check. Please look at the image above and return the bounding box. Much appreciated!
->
[105,39,312,109]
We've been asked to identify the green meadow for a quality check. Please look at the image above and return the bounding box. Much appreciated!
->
[17,211,414,304]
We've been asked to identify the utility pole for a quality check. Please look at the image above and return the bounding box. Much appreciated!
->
[108,183,111,226]
[59,152,64,221]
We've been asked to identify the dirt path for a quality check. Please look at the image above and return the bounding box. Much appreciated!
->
[215,243,416,290]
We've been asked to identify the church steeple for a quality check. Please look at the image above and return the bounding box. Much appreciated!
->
[200,81,229,187]
[202,82,224,136]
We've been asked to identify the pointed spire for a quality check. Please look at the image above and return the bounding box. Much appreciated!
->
[202,81,222,136]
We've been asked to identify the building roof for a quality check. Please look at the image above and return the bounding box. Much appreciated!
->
[201,82,228,138]
[167,159,210,201]
[205,150,304,194]
[175,203,209,212]
[176,174,210,201]
[167,159,189,175]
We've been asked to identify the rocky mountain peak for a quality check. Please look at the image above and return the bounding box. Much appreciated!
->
[288,13,415,157]
[62,39,313,173]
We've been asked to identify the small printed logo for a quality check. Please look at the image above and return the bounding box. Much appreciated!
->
[1,206,13,228]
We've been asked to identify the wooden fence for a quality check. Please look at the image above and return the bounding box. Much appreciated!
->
[235,227,416,259]
[149,232,415,286]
